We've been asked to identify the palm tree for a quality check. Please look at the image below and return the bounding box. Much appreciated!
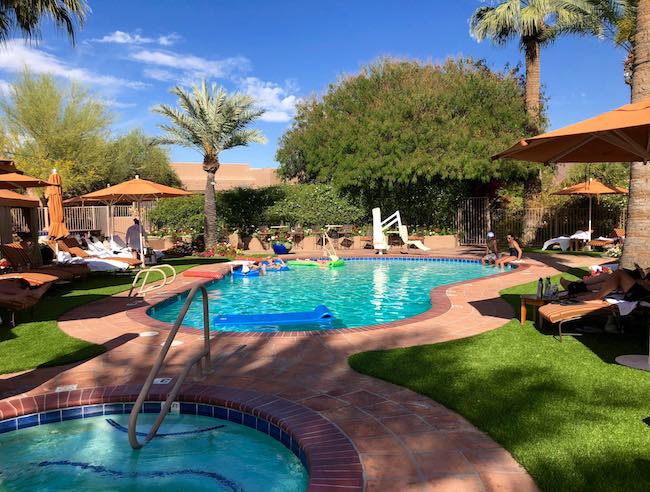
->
[153,81,266,248]
[590,0,637,87]
[621,0,650,268]
[470,0,600,244]
[0,0,88,44]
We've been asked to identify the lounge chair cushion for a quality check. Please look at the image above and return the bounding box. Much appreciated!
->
[0,272,58,287]
[538,301,612,324]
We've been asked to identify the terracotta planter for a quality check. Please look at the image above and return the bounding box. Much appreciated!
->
[228,232,242,249]
[246,236,267,252]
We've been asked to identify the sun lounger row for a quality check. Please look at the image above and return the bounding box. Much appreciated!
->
[0,278,52,326]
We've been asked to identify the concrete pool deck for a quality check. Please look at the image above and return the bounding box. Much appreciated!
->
[0,251,611,491]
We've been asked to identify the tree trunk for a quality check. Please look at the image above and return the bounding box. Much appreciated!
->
[622,0,650,269]
[203,157,220,249]
[524,38,541,130]
[521,37,543,246]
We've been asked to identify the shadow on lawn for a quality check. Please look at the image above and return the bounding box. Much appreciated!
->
[0,332,138,399]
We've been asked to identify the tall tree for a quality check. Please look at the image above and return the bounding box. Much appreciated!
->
[276,58,532,226]
[1,71,179,196]
[621,0,650,268]
[1,70,112,195]
[153,81,266,247]
[470,0,600,243]
[0,0,88,44]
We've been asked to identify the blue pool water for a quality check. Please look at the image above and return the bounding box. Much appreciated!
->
[0,413,308,491]
[150,258,503,332]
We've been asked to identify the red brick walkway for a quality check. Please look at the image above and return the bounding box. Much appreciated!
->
[1,254,603,491]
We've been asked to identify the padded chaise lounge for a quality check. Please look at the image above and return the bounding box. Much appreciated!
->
[1,241,89,281]
[539,300,619,342]
[0,278,52,326]
[57,237,141,267]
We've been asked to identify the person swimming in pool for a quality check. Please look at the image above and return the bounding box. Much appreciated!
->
[495,233,522,268]
[241,262,266,275]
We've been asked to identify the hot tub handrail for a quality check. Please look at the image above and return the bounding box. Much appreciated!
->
[128,264,177,297]
[127,283,212,449]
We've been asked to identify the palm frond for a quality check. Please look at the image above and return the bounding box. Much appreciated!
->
[2,0,88,44]
[152,80,266,160]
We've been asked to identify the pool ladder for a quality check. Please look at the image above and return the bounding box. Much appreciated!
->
[127,284,213,449]
[128,264,177,298]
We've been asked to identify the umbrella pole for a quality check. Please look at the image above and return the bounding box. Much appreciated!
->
[587,195,593,241]
[138,201,145,265]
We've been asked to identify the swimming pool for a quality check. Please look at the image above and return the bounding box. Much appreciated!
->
[150,258,505,332]
[0,409,308,491]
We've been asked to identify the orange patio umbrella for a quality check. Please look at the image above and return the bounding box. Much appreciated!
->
[0,172,49,190]
[72,175,190,262]
[552,178,628,240]
[0,189,39,208]
[46,169,69,241]
[494,97,650,163]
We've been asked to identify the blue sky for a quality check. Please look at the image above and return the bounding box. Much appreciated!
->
[0,0,630,168]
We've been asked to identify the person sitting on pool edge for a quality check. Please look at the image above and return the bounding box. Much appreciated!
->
[495,233,522,268]
[481,231,499,266]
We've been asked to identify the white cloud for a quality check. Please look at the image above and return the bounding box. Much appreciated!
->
[158,33,181,46]
[94,30,153,44]
[142,68,176,81]
[0,40,146,89]
[101,99,137,109]
[130,49,250,80]
[94,30,182,47]
[239,77,298,122]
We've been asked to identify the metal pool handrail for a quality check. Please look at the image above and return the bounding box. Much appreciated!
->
[128,264,177,297]
[127,283,212,449]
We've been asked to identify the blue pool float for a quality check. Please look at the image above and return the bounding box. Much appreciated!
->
[231,269,261,277]
[214,305,333,326]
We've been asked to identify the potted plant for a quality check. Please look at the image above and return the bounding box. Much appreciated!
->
[270,231,293,254]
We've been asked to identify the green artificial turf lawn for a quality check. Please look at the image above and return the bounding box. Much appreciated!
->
[349,269,650,492]
[0,256,228,374]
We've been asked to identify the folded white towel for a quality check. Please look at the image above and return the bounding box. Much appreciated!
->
[605,293,638,316]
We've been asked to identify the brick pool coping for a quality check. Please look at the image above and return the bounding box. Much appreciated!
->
[2,251,582,491]
[126,255,530,337]
[0,384,363,491]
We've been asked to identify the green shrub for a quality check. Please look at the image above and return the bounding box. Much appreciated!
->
[217,186,285,235]
[265,184,364,226]
[149,194,205,236]
[151,184,366,237]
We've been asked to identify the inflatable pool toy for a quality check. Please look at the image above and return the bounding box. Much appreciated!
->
[214,305,333,326]
[328,259,345,268]
[267,265,289,272]
[231,269,261,277]
[287,260,320,268]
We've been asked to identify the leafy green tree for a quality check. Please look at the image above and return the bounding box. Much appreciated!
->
[2,70,112,195]
[276,58,531,226]
[106,130,180,188]
[153,81,266,247]
[0,0,87,44]
[1,71,178,196]
[470,0,601,243]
